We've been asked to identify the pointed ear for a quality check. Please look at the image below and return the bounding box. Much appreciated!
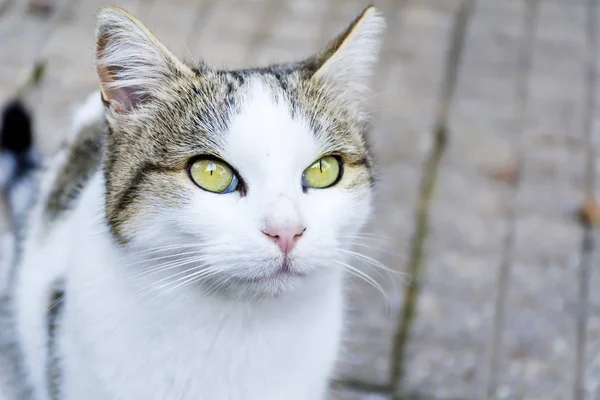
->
[310,6,384,98]
[95,7,194,113]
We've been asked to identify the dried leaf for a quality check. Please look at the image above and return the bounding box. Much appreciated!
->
[27,0,53,16]
[579,197,600,228]
[490,163,520,186]
[512,348,528,360]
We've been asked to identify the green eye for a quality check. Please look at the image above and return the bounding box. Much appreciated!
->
[302,156,342,189]
[188,158,238,194]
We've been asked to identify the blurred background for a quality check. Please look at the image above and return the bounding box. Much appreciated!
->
[1,0,599,398]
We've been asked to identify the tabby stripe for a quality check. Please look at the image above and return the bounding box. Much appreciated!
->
[113,163,174,214]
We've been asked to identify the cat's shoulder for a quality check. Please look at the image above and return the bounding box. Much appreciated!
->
[44,92,106,224]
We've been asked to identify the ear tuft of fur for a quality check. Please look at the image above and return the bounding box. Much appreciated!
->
[311,6,385,98]
[95,7,192,113]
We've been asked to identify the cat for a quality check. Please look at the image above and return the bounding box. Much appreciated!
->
[0,4,384,400]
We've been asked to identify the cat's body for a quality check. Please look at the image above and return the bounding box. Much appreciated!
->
[22,176,343,400]
[1,6,383,400]
[15,97,344,400]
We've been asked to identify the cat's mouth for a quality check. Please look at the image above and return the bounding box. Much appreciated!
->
[231,260,307,284]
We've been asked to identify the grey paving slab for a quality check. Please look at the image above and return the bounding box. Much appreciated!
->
[489,1,594,399]
[333,0,462,389]
[401,341,486,398]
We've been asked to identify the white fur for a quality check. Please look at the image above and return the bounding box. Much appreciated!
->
[14,78,372,400]
[0,232,14,294]
[0,152,16,190]
[12,92,105,400]
[67,90,104,141]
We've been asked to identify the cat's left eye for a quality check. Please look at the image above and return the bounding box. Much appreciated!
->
[188,158,238,194]
[302,156,342,189]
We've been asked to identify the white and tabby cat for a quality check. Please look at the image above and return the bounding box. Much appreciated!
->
[0,5,384,400]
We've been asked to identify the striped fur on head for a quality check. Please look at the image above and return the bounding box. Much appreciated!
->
[95,6,384,296]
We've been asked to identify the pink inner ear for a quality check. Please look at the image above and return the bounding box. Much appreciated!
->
[109,85,147,113]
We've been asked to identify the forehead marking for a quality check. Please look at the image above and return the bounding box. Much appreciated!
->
[227,78,314,148]
[223,78,319,190]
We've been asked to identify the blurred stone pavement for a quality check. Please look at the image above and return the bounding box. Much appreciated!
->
[1,0,599,398]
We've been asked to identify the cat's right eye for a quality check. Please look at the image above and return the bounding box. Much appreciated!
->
[188,158,238,194]
[302,156,342,189]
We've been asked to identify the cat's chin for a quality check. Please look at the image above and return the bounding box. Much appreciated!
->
[200,260,323,299]
[231,268,307,284]
[219,271,308,299]
[201,276,299,299]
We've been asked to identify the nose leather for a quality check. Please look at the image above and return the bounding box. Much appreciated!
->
[262,224,305,254]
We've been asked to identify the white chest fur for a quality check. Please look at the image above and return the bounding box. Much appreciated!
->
[57,183,345,400]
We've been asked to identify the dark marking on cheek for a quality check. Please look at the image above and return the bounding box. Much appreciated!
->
[106,163,182,244]
[344,175,369,189]
[344,157,369,168]
[113,163,177,214]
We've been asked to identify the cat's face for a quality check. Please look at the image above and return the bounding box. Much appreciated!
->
[95,6,384,297]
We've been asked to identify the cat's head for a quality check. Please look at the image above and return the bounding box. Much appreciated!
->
[95,6,384,298]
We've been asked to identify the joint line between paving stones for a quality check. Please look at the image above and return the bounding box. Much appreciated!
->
[387,0,475,396]
[574,0,598,398]
[330,378,391,395]
[483,0,539,398]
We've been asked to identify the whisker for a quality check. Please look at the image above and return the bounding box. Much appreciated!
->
[331,259,388,302]
[48,294,64,311]
[339,231,393,240]
[127,243,206,259]
[124,250,208,268]
[340,240,399,257]
[338,250,406,302]
[356,91,385,105]
[140,259,211,287]
[136,266,222,301]
[132,252,263,279]
[337,249,405,277]
[131,255,216,279]
[156,267,223,298]
[199,275,234,301]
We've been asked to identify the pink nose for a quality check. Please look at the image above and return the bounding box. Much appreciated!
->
[262,224,306,254]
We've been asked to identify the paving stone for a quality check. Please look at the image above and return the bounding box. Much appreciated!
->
[486,0,595,397]
[401,341,486,398]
